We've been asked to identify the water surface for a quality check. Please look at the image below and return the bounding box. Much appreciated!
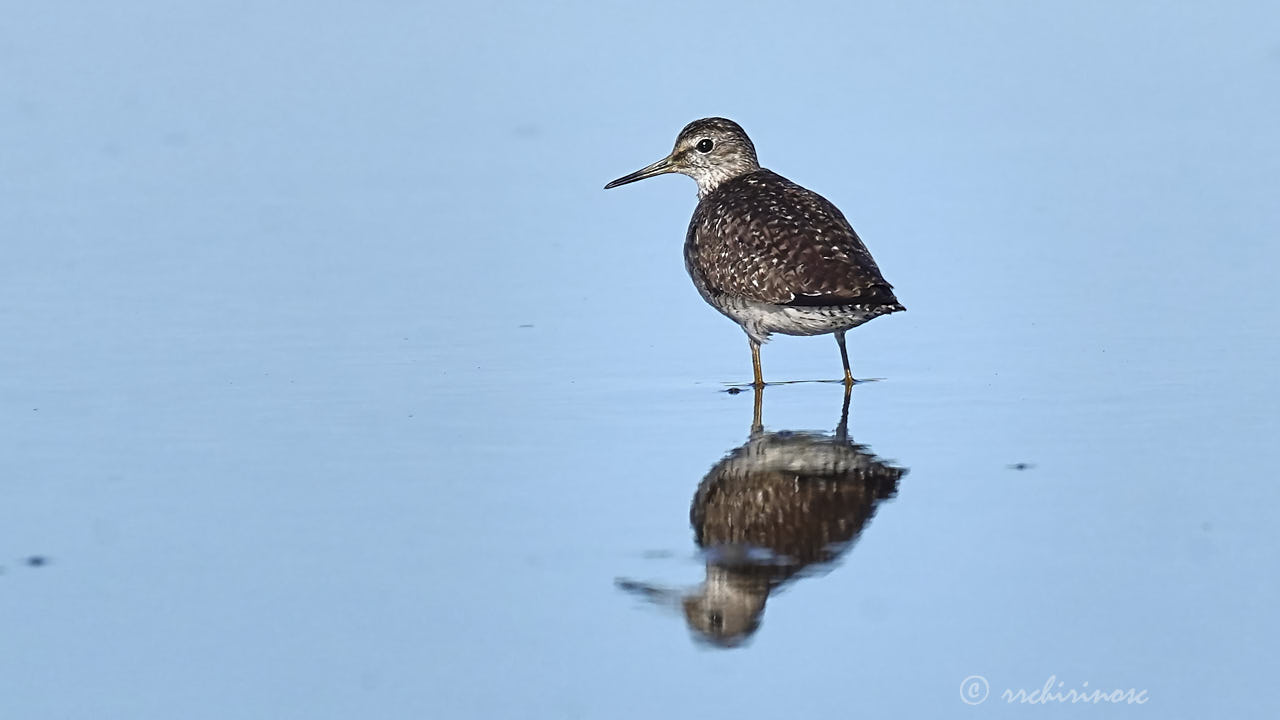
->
[3,2,1278,718]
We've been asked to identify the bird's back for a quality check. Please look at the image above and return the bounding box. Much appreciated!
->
[685,170,900,310]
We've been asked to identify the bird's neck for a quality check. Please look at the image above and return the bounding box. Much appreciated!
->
[695,165,760,199]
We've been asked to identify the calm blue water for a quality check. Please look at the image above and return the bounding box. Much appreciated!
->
[3,2,1278,718]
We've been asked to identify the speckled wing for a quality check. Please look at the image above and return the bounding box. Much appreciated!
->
[686,170,901,308]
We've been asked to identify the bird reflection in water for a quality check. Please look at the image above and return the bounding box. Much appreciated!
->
[618,387,905,648]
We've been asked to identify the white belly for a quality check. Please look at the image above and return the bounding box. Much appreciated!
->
[713,296,883,344]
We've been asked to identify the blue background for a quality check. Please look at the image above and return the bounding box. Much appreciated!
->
[3,2,1278,717]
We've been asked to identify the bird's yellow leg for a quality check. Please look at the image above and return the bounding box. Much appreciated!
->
[835,331,854,386]
[750,339,764,389]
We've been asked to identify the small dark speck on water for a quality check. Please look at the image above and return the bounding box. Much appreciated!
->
[1008,462,1035,471]
[518,324,534,328]
[26,555,49,567]
[726,387,743,395]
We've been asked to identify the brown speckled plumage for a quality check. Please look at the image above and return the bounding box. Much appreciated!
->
[687,169,899,307]
[606,117,903,385]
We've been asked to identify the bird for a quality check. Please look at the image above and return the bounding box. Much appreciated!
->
[605,117,903,387]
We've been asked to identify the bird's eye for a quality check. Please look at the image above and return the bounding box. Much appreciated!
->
[696,138,714,153]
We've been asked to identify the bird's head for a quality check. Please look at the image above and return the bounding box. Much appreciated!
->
[605,117,760,198]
